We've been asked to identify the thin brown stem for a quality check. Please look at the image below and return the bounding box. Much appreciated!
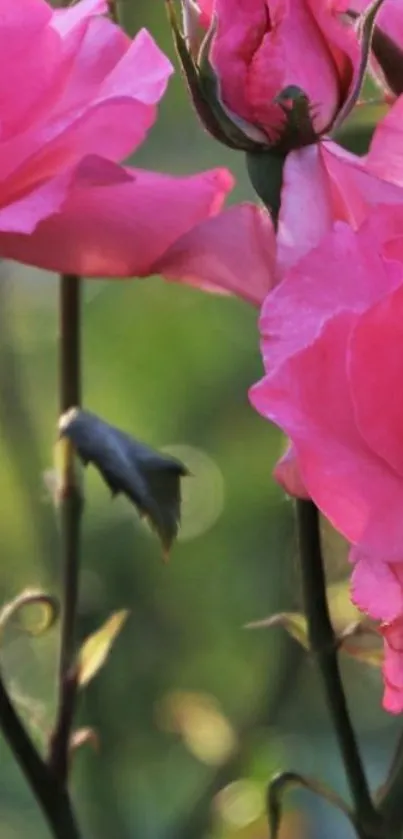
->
[49,274,83,783]
[0,669,80,839]
[296,499,382,838]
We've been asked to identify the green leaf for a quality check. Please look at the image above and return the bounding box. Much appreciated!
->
[77,610,129,688]
[245,150,286,227]
[342,643,383,667]
[339,619,383,668]
[245,611,309,650]
[267,771,354,839]
[165,0,241,149]
[0,589,59,642]
[59,408,188,559]
[247,610,384,668]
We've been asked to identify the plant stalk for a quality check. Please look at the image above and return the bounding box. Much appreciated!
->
[49,274,83,783]
[296,499,382,838]
[0,670,81,839]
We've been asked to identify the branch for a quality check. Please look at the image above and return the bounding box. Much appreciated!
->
[296,499,381,838]
[49,274,83,783]
[0,669,80,839]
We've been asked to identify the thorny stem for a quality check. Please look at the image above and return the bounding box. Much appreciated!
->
[0,670,80,839]
[49,274,83,783]
[296,499,382,838]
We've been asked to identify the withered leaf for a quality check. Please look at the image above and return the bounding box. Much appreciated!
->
[59,408,188,557]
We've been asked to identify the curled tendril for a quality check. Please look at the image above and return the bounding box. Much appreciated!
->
[0,589,60,642]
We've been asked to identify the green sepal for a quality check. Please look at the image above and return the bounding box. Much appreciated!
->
[272,85,317,151]
[333,0,386,132]
[165,0,262,151]
[246,149,286,227]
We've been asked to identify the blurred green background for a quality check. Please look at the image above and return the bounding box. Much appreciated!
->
[0,3,400,838]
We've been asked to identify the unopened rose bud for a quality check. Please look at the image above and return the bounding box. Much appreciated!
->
[166,0,266,151]
[168,0,378,154]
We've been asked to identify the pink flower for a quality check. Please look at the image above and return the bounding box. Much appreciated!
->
[183,0,360,139]
[157,130,403,310]
[158,203,278,306]
[276,133,403,273]
[269,101,403,275]
[154,76,403,305]
[250,209,403,712]
[0,0,232,278]
[351,551,403,712]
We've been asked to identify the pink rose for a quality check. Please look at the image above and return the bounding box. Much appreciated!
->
[182,0,360,139]
[153,71,403,305]
[0,0,233,278]
[250,208,403,712]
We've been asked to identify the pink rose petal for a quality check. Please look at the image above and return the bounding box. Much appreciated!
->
[367,97,403,186]
[0,162,233,277]
[273,443,310,498]
[260,220,397,375]
[157,203,276,305]
[350,549,403,622]
[349,283,403,477]
[251,313,403,556]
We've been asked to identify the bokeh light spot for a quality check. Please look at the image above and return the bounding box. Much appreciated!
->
[162,444,225,541]
[157,690,236,765]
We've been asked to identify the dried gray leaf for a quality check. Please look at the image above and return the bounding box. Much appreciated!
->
[59,408,188,557]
